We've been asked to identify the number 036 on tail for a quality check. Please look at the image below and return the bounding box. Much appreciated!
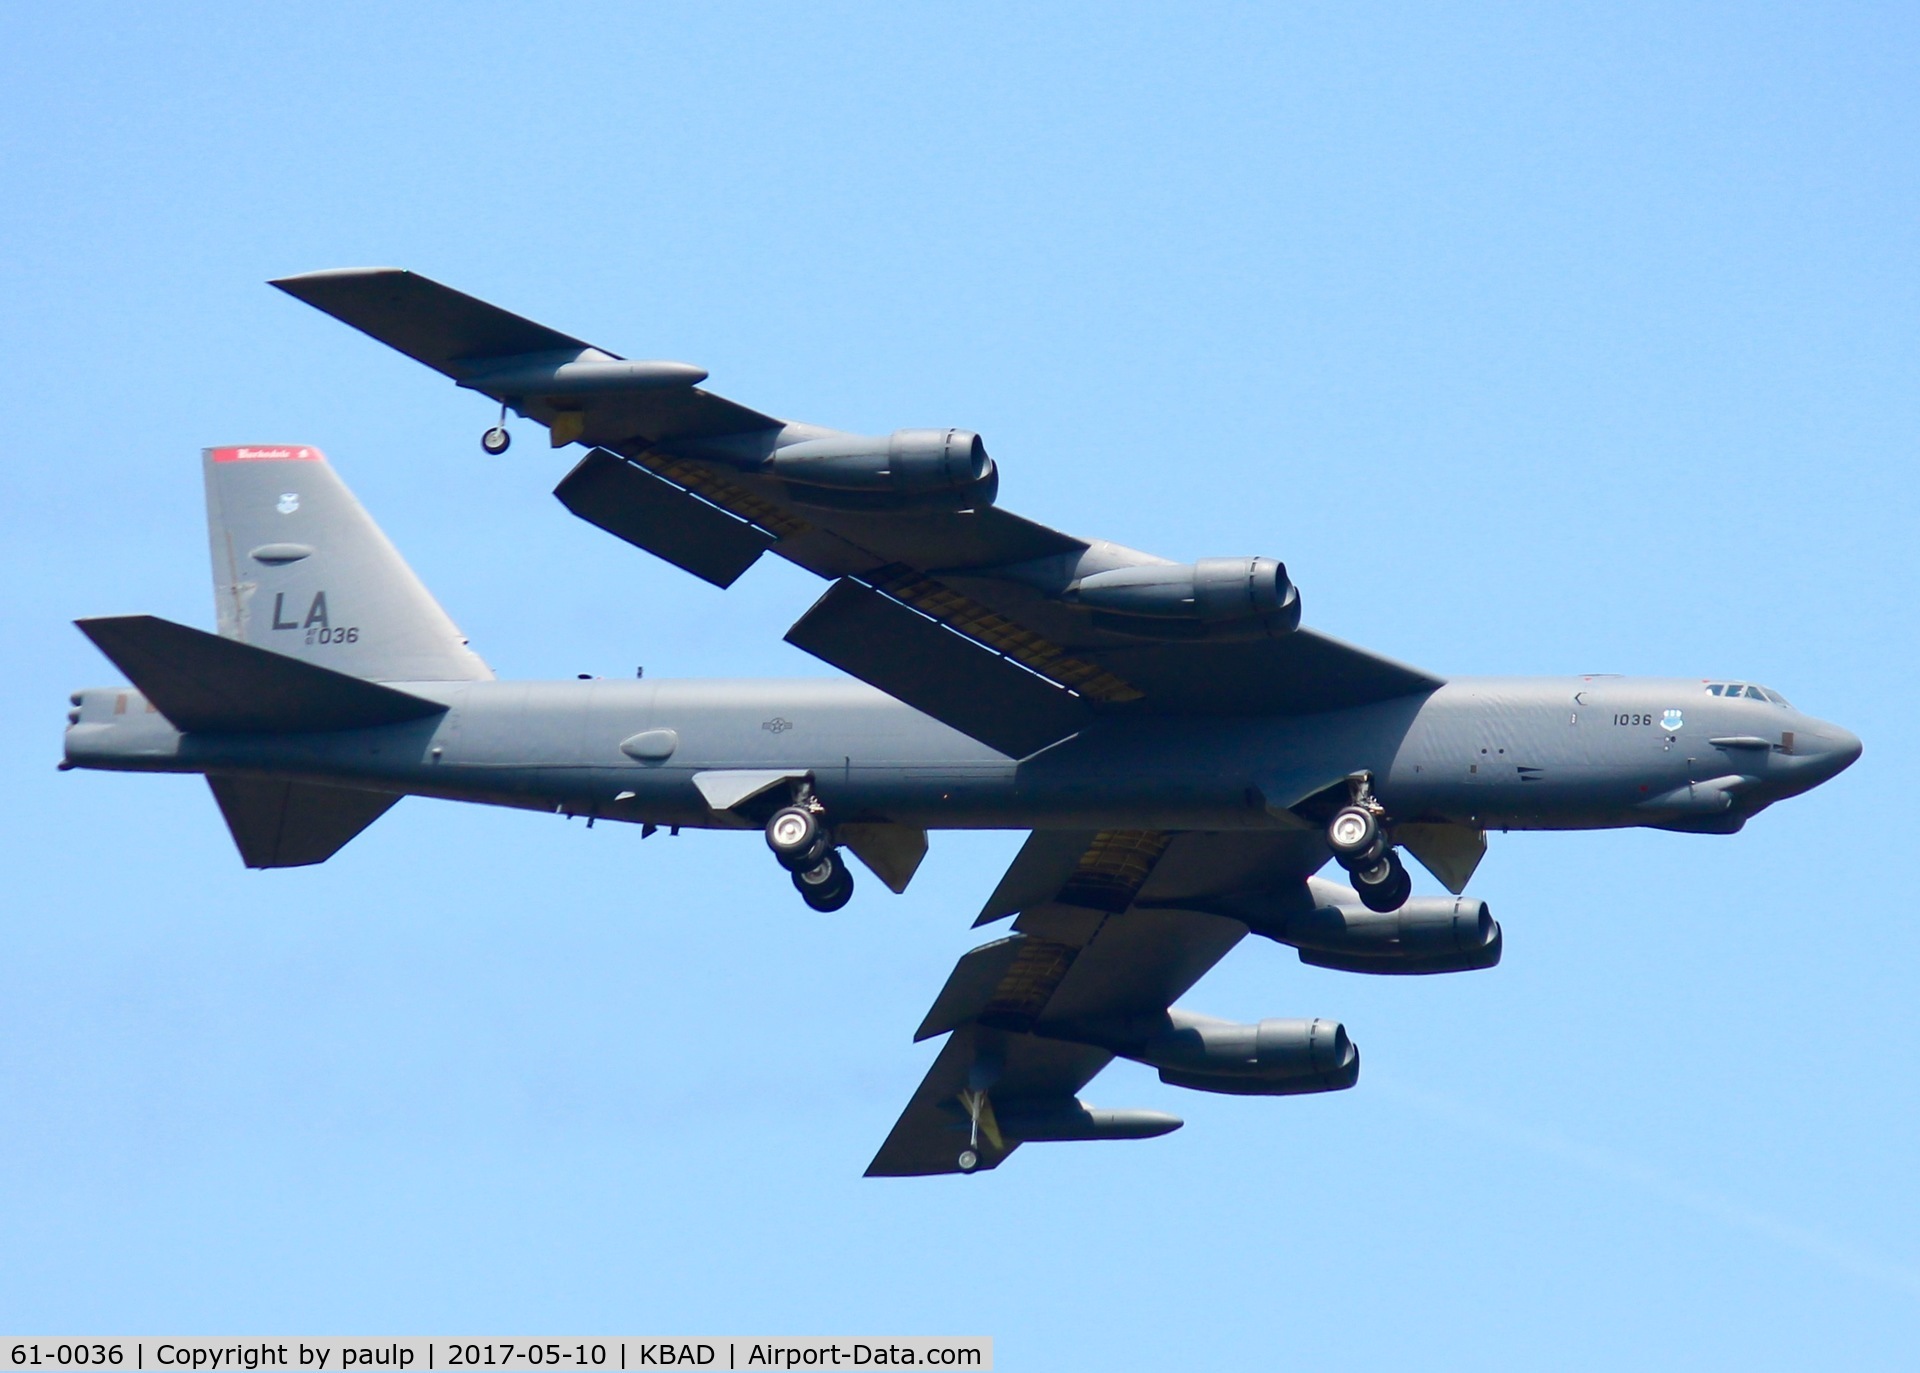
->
[63,270,1861,1175]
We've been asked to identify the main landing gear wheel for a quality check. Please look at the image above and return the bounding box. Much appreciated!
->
[1353,851,1413,913]
[766,804,829,871]
[1327,805,1382,862]
[792,849,854,912]
[957,1149,980,1172]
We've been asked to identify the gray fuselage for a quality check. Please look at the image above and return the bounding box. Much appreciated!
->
[64,672,1861,840]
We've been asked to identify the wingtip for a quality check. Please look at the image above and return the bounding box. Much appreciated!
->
[268,266,411,292]
[74,613,150,636]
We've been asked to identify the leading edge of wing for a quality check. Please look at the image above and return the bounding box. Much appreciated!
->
[273,272,1445,718]
[271,267,780,443]
[270,268,590,373]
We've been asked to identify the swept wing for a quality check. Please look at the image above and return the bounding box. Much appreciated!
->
[273,269,1442,756]
[870,826,1345,1175]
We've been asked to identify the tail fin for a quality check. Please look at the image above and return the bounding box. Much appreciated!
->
[204,445,492,682]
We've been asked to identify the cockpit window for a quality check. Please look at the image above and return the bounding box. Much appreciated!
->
[1704,681,1790,705]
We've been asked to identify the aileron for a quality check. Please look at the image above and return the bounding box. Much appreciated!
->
[784,578,1094,758]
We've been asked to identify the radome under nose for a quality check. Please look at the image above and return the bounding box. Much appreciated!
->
[1807,724,1863,781]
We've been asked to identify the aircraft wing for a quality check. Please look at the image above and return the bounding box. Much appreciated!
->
[271,268,780,443]
[274,269,1443,755]
[867,826,1324,1176]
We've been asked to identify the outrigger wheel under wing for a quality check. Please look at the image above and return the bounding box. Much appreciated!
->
[272,268,1445,760]
[867,827,1337,1176]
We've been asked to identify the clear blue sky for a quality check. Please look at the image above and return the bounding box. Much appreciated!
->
[3,3,1916,1367]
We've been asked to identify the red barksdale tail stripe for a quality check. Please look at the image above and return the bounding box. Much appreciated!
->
[209,445,326,463]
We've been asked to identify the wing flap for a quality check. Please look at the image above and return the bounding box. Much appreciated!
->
[974,829,1100,925]
[784,578,1093,758]
[915,936,1027,1041]
[766,503,1085,572]
[554,448,775,588]
[275,269,1448,717]
[1032,906,1247,1029]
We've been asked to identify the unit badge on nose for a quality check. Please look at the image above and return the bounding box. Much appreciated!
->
[1662,708,1684,732]
[277,492,300,514]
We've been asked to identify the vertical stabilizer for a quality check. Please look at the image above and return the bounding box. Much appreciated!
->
[204,445,492,682]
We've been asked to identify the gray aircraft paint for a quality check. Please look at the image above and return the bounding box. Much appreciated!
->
[203,444,491,683]
[62,279,1863,1172]
[67,669,1858,835]
[67,449,1857,848]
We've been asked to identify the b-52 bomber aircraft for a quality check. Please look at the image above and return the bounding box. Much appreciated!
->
[64,269,1861,1176]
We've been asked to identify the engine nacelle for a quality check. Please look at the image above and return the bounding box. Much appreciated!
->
[1278,896,1502,976]
[1062,557,1301,639]
[1141,1011,1359,1097]
[766,428,998,509]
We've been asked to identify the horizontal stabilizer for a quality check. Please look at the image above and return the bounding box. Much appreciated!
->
[76,615,447,734]
[208,776,400,868]
[554,448,774,588]
[785,578,1093,758]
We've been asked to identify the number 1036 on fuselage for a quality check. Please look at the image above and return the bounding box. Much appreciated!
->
[61,271,1860,1175]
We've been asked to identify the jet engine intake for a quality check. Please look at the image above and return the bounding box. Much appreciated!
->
[766,428,998,509]
[1140,1011,1359,1096]
[1274,896,1502,975]
[1062,557,1301,639]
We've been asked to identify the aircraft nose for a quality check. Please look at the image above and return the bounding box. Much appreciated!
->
[1805,723,1862,780]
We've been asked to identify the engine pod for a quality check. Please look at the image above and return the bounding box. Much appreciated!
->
[1063,557,1301,639]
[1279,896,1503,975]
[1138,1012,1359,1096]
[766,428,998,510]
